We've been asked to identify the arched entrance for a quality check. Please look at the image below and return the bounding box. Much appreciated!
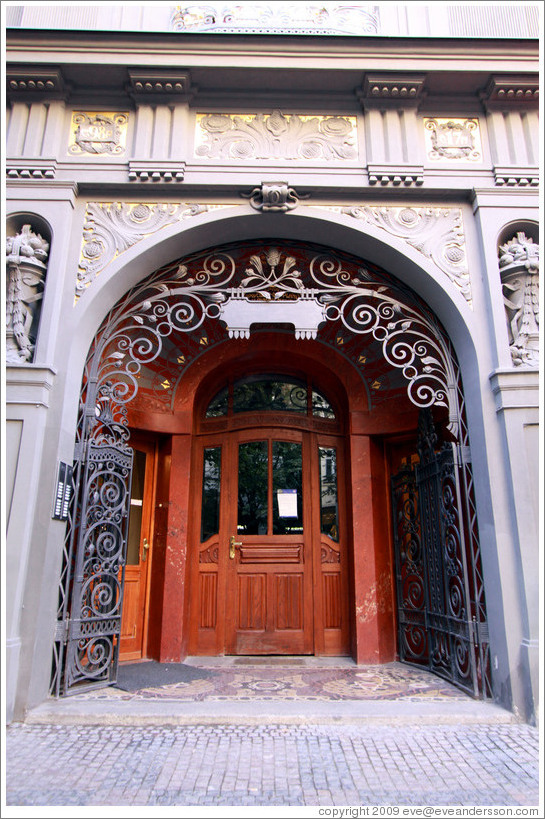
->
[51,239,491,699]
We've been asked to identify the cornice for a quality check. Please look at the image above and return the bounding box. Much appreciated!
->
[6,31,539,66]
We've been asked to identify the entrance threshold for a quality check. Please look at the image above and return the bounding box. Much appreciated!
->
[184,656,357,668]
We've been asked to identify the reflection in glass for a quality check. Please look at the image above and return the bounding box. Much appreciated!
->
[127,449,146,564]
[201,447,222,541]
[312,389,336,419]
[273,441,303,534]
[238,441,268,534]
[319,447,338,541]
[233,376,307,414]
[205,386,229,417]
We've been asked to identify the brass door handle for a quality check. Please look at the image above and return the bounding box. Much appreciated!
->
[229,535,242,560]
[142,538,151,562]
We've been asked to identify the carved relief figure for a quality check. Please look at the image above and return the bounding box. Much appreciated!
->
[499,232,539,366]
[5,224,50,363]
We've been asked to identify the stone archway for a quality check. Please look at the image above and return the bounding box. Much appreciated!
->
[51,240,491,699]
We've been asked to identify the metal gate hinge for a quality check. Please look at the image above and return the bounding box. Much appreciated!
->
[54,618,70,643]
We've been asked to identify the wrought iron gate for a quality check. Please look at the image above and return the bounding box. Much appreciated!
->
[51,241,492,698]
[391,410,492,699]
[51,369,135,696]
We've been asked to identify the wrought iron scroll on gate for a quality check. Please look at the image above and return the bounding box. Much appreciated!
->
[51,241,491,697]
[391,409,492,699]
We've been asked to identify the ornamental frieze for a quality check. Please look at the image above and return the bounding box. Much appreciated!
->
[76,202,233,299]
[77,202,470,306]
[195,110,358,161]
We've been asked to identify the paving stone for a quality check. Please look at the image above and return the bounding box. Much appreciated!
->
[4,721,540,809]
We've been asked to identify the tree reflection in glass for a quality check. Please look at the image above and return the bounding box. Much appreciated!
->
[201,447,221,541]
[319,447,338,540]
[237,441,268,534]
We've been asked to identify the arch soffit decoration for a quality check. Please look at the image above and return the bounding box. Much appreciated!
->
[72,206,475,346]
[77,234,468,451]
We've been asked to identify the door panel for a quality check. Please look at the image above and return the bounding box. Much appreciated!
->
[226,430,313,654]
[190,426,349,656]
[119,438,155,662]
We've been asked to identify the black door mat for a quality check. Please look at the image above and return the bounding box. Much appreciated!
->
[115,661,212,692]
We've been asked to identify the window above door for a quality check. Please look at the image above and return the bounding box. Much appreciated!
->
[205,374,336,420]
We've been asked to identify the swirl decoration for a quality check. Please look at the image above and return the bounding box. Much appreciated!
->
[58,242,474,694]
[309,254,458,432]
[82,252,236,448]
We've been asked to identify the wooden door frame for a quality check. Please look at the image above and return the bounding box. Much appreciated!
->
[119,431,158,662]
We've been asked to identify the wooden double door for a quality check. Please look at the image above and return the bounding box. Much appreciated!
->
[189,426,350,656]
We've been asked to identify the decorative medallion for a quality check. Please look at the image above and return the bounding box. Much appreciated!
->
[424,118,482,162]
[68,112,129,156]
[195,110,357,161]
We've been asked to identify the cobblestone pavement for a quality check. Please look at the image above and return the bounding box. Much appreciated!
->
[4,721,540,809]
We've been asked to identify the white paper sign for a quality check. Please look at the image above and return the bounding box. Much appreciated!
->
[277,489,298,517]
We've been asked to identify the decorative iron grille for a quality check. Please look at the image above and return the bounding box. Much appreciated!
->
[52,241,491,697]
[392,409,491,699]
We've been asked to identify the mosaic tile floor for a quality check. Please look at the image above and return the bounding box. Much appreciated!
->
[85,661,469,702]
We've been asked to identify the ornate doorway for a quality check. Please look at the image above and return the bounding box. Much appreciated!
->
[189,374,350,656]
[51,239,491,699]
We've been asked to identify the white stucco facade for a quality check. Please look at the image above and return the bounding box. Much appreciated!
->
[3,4,540,724]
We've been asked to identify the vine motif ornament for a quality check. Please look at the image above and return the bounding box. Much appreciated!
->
[76,202,227,299]
[340,206,471,304]
[5,224,50,363]
[498,232,539,367]
[195,110,357,161]
[82,246,461,451]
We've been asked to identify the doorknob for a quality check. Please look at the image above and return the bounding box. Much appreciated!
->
[229,534,242,560]
[142,538,151,562]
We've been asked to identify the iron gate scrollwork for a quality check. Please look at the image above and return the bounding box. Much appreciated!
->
[51,373,134,695]
[51,241,492,698]
[391,409,491,699]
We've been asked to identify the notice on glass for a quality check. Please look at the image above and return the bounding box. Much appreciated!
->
[277,489,298,517]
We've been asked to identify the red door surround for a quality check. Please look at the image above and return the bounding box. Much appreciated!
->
[126,333,414,664]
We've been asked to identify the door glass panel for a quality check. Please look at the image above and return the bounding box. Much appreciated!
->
[238,441,268,534]
[312,389,336,419]
[319,447,339,541]
[201,446,222,541]
[126,449,146,565]
[233,376,307,414]
[273,441,303,534]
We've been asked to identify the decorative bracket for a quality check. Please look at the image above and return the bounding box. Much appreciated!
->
[242,181,308,212]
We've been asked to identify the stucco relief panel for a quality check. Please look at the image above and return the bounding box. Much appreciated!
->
[194,110,358,161]
[76,202,233,300]
[76,201,471,307]
[68,112,130,156]
[328,205,471,306]
[423,118,482,163]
